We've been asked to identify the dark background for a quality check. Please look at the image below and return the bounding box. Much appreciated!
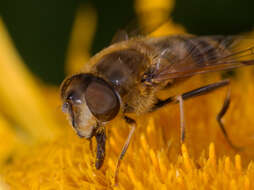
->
[0,0,253,85]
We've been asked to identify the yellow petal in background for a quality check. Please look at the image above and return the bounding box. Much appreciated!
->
[135,0,174,12]
[65,4,97,75]
[0,18,60,142]
[0,114,22,165]
[135,0,184,36]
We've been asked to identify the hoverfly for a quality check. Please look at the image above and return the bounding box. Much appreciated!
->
[60,21,254,183]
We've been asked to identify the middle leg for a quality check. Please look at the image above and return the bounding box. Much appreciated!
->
[150,79,239,149]
[176,95,185,143]
[151,79,230,111]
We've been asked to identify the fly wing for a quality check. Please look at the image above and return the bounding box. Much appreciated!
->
[144,35,254,83]
[110,10,170,44]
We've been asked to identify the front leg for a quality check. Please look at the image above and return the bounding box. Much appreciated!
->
[114,116,136,185]
[95,127,106,169]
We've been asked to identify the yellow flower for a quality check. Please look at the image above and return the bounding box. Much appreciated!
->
[1,0,254,189]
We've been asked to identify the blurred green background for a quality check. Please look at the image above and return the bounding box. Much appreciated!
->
[0,0,253,85]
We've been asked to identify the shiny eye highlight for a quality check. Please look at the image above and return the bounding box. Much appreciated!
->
[66,92,82,105]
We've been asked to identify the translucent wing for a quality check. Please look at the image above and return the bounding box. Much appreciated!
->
[143,35,254,83]
[111,10,170,44]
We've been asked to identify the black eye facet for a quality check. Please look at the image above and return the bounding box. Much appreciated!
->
[85,80,120,122]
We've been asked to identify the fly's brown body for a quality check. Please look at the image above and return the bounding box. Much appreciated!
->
[60,33,254,183]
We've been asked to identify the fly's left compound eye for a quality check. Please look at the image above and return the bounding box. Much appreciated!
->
[85,80,120,122]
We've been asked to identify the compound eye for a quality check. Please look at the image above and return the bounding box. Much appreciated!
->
[85,80,120,122]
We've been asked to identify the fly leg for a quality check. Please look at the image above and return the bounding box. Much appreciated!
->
[176,96,185,143]
[216,88,242,150]
[151,79,230,111]
[95,128,106,169]
[114,116,136,185]
[151,79,240,149]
